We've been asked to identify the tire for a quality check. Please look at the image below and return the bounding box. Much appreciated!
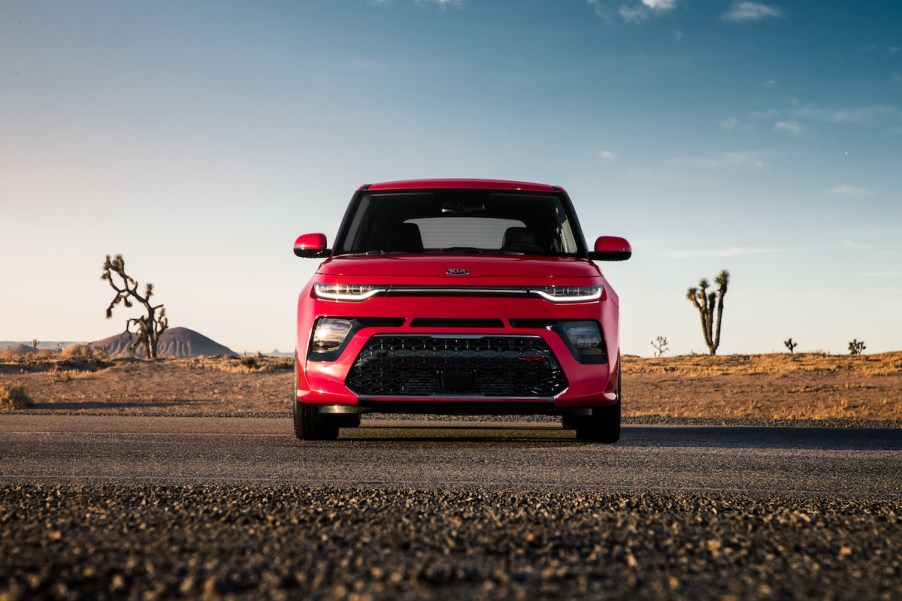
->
[574,373,622,443]
[293,400,339,440]
[293,362,339,440]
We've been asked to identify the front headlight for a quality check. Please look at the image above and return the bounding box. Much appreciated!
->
[314,283,384,301]
[310,318,353,353]
[532,286,602,302]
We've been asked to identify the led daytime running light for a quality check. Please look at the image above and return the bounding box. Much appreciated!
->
[314,283,383,301]
[532,286,603,302]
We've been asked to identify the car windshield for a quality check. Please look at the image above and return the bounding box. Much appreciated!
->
[334,190,585,256]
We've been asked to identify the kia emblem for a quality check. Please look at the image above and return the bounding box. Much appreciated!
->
[446,268,469,275]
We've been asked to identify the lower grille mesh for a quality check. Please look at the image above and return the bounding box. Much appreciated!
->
[346,336,567,397]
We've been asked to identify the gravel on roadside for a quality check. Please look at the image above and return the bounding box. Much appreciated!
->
[1,482,898,600]
[16,410,902,429]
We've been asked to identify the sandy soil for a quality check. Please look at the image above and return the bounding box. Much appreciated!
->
[1,351,900,423]
[624,352,902,422]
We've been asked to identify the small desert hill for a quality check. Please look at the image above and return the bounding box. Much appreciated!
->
[87,327,237,358]
[2,343,40,356]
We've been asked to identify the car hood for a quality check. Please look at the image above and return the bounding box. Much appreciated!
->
[317,254,602,284]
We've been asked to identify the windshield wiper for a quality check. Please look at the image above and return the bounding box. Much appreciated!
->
[437,247,485,254]
[344,250,386,256]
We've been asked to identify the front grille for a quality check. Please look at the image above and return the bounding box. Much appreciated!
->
[346,336,567,397]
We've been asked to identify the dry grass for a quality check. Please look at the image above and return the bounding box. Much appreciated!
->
[0,353,294,416]
[186,354,293,374]
[0,348,56,362]
[60,344,109,361]
[0,383,33,411]
[0,351,898,422]
[626,351,902,377]
[624,352,902,422]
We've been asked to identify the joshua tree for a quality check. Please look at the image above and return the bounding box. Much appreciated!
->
[651,335,669,357]
[848,339,866,356]
[686,270,730,356]
[101,254,169,359]
[784,338,798,354]
[30,339,40,351]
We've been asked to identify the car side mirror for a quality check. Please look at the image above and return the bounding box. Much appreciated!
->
[293,233,331,258]
[588,236,632,261]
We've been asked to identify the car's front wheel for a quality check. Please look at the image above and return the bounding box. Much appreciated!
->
[293,362,339,440]
[573,374,622,443]
[293,400,340,440]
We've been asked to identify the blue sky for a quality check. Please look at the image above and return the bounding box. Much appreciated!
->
[1,0,900,355]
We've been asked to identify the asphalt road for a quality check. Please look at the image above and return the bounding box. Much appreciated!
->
[1,415,899,496]
[1,415,900,600]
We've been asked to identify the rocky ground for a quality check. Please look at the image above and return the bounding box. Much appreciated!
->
[1,482,898,601]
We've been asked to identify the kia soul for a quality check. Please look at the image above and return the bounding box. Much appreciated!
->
[293,179,631,442]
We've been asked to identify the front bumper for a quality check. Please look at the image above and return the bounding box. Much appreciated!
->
[295,293,620,413]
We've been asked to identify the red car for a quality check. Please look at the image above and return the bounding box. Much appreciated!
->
[293,179,631,442]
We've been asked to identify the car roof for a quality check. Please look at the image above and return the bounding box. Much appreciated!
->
[361,178,561,193]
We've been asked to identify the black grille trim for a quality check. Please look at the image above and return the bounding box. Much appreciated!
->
[384,287,533,298]
[509,319,556,329]
[410,318,504,328]
[346,335,568,397]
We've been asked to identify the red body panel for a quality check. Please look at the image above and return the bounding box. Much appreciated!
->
[318,254,601,281]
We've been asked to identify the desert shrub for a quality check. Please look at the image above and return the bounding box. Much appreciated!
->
[239,354,259,369]
[650,336,669,357]
[0,384,33,411]
[62,344,106,361]
[190,354,292,373]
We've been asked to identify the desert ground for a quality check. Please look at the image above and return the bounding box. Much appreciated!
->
[2,348,900,424]
[3,349,899,600]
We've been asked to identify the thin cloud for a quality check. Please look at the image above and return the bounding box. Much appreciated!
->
[753,104,902,133]
[415,0,463,8]
[589,0,677,23]
[670,151,765,170]
[794,105,902,124]
[828,185,872,198]
[751,109,780,119]
[722,2,784,23]
[642,0,676,8]
[619,6,649,23]
[720,117,739,130]
[599,150,618,160]
[775,120,801,134]
[668,247,788,258]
